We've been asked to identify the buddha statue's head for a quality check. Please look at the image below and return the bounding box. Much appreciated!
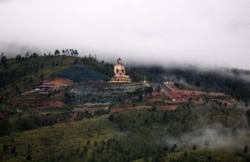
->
[117,58,123,65]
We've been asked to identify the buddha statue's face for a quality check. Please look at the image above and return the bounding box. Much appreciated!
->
[117,59,122,65]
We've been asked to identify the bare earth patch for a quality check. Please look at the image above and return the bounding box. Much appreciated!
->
[38,101,65,110]
[48,77,74,87]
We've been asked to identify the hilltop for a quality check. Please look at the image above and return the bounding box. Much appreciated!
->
[0,52,250,161]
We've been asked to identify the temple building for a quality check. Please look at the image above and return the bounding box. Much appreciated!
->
[110,58,131,83]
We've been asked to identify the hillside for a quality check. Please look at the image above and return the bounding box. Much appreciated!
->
[0,55,114,99]
[133,66,250,105]
[1,54,250,162]
[0,107,250,161]
[1,54,250,104]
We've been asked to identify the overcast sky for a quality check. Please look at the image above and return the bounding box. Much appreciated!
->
[0,0,250,69]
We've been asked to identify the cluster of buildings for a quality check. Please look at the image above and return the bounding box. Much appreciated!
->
[148,82,197,102]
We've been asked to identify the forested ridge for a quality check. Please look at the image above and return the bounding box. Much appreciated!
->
[1,53,250,103]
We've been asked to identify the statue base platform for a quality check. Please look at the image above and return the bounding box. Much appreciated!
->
[109,77,131,83]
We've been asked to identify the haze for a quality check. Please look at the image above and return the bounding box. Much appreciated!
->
[0,0,250,69]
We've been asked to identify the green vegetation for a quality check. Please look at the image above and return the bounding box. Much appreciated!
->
[135,66,250,105]
[60,65,110,82]
[0,55,111,99]
[1,105,250,161]
[1,53,250,161]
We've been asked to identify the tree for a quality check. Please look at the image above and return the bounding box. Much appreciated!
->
[62,49,65,56]
[170,144,177,152]
[244,145,248,154]
[29,77,33,83]
[54,49,60,56]
[15,85,20,93]
[74,50,79,56]
[40,72,44,79]
[138,94,143,102]
[25,51,29,57]
[246,109,250,127]
[31,52,38,58]
[145,86,153,95]
[11,146,16,154]
[1,52,7,65]
[16,54,22,62]
[157,84,161,93]
[151,105,156,111]
[0,118,10,135]
[73,58,78,64]
[109,114,114,122]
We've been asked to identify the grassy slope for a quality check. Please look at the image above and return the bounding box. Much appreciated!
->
[0,56,77,96]
[0,55,115,98]
[0,115,115,162]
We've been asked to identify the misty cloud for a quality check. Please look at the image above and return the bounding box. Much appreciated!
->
[0,0,250,69]
[0,0,10,2]
[163,124,248,150]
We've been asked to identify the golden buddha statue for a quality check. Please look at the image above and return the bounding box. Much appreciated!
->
[114,58,129,78]
[110,58,131,82]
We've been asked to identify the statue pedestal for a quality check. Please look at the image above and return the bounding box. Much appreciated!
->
[109,76,131,83]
